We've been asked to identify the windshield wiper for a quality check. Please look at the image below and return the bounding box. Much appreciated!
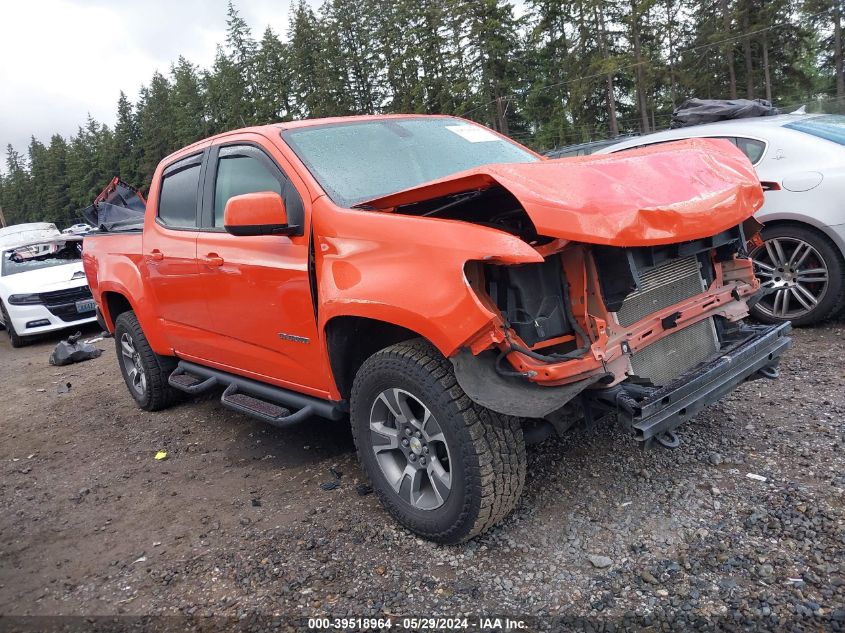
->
[420,189,486,217]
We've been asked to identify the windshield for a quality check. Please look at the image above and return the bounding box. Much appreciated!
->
[784,114,845,146]
[281,117,538,207]
[1,240,82,276]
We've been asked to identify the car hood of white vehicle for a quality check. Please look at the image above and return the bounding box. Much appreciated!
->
[0,262,88,296]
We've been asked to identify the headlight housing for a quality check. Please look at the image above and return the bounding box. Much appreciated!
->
[8,293,42,305]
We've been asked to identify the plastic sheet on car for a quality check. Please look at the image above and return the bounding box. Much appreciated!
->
[670,98,779,128]
[81,177,146,232]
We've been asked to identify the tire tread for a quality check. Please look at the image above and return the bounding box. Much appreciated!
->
[351,338,526,543]
[114,311,180,411]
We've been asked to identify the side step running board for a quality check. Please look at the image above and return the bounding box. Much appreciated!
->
[220,384,314,427]
[169,369,217,394]
[167,360,345,427]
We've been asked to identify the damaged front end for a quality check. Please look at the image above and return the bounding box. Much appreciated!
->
[457,225,791,444]
[359,138,792,445]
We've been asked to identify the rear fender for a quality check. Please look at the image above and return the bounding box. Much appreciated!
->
[92,257,171,354]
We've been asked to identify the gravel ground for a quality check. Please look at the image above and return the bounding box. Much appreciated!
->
[1,318,843,631]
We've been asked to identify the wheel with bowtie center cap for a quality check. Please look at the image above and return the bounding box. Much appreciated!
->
[350,338,526,544]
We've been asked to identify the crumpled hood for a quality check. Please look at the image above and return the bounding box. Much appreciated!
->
[358,138,764,247]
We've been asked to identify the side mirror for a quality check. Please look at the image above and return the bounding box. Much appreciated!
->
[223,191,298,236]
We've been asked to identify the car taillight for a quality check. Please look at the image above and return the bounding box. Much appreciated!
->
[8,293,43,305]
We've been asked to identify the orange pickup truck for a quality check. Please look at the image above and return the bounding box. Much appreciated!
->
[83,114,791,543]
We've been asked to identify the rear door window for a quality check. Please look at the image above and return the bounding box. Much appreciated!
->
[158,154,202,228]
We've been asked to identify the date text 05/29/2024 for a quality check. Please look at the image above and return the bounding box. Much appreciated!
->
[307,617,527,630]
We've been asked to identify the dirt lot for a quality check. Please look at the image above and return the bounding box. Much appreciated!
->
[1,319,844,629]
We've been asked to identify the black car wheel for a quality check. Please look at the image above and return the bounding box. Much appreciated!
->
[1,302,28,348]
[114,311,181,411]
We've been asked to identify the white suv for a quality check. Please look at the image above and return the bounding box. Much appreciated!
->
[598,113,845,325]
[0,223,97,347]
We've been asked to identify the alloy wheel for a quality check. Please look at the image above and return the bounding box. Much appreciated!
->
[368,388,452,510]
[120,332,147,395]
[751,237,829,320]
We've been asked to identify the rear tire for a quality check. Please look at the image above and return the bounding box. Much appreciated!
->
[750,224,845,326]
[350,339,526,544]
[1,303,28,348]
[114,311,180,411]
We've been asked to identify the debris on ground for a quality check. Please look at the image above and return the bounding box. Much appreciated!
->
[49,331,103,366]
[154,450,168,461]
[587,554,613,569]
[1,320,843,626]
[355,483,373,496]
[319,480,340,491]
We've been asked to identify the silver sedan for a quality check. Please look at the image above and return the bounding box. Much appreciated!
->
[598,112,845,326]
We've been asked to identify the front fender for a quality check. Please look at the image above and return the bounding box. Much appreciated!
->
[314,203,543,357]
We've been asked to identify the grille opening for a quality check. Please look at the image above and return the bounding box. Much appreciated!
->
[39,285,95,322]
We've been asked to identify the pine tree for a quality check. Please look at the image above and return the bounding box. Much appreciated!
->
[2,145,31,224]
[136,74,177,188]
[448,0,524,133]
[1,1,836,222]
[224,1,258,124]
[44,135,73,224]
[113,91,141,186]
[254,27,293,123]
[171,57,208,146]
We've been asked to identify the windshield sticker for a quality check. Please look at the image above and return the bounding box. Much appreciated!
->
[445,125,501,143]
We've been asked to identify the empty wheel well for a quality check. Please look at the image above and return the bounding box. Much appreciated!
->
[103,292,133,328]
[325,316,423,400]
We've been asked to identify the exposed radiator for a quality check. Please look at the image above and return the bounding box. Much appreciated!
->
[615,256,719,386]
[616,256,704,327]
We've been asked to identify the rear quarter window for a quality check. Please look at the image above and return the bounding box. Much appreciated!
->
[735,138,766,164]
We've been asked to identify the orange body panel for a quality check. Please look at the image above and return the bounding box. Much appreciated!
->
[360,138,764,247]
[82,115,766,404]
[223,191,289,228]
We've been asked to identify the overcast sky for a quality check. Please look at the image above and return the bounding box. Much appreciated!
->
[0,0,318,171]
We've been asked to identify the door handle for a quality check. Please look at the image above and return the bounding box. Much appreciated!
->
[148,249,164,262]
[202,253,224,268]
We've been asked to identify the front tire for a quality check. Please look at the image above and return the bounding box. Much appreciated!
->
[750,224,845,326]
[114,311,180,411]
[350,339,526,544]
[1,303,28,348]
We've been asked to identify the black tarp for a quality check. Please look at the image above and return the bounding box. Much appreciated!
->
[81,178,146,232]
[49,332,103,366]
[670,98,779,128]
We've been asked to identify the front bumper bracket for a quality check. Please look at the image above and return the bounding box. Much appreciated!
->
[585,322,792,445]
